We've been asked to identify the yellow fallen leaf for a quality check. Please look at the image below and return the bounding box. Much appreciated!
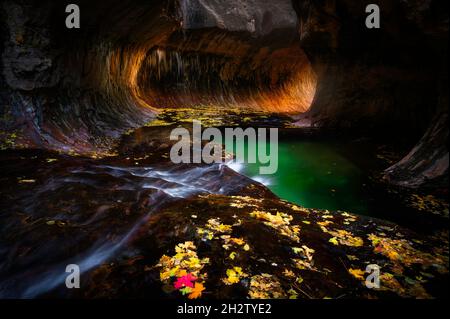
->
[230,237,244,245]
[349,268,365,281]
[176,269,188,277]
[223,266,247,285]
[329,237,339,245]
[18,179,36,183]
[283,269,295,278]
[288,289,298,299]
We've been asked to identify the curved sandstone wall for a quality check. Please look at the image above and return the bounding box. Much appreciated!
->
[0,0,447,188]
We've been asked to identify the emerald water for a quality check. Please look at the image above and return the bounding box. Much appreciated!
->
[225,138,369,214]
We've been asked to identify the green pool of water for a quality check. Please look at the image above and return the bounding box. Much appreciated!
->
[225,138,369,214]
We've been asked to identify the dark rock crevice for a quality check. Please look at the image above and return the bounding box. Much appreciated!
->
[292,0,448,188]
[0,0,448,188]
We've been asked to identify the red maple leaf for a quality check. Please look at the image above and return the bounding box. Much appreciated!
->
[174,273,196,289]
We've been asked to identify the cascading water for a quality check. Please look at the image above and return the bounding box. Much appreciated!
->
[0,0,448,301]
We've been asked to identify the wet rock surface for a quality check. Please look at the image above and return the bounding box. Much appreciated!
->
[0,111,448,298]
[0,148,269,298]
[0,149,447,299]
[1,0,447,190]
[0,0,448,299]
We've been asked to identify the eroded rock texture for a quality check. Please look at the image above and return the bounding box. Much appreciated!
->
[180,0,298,36]
[0,0,448,188]
[0,0,316,153]
[291,0,448,188]
[0,1,448,299]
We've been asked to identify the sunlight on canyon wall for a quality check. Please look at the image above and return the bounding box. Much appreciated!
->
[137,46,316,113]
[1,0,317,152]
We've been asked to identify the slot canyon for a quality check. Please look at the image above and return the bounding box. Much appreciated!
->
[0,0,448,299]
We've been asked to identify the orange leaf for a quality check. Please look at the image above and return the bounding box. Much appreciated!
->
[188,282,205,299]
